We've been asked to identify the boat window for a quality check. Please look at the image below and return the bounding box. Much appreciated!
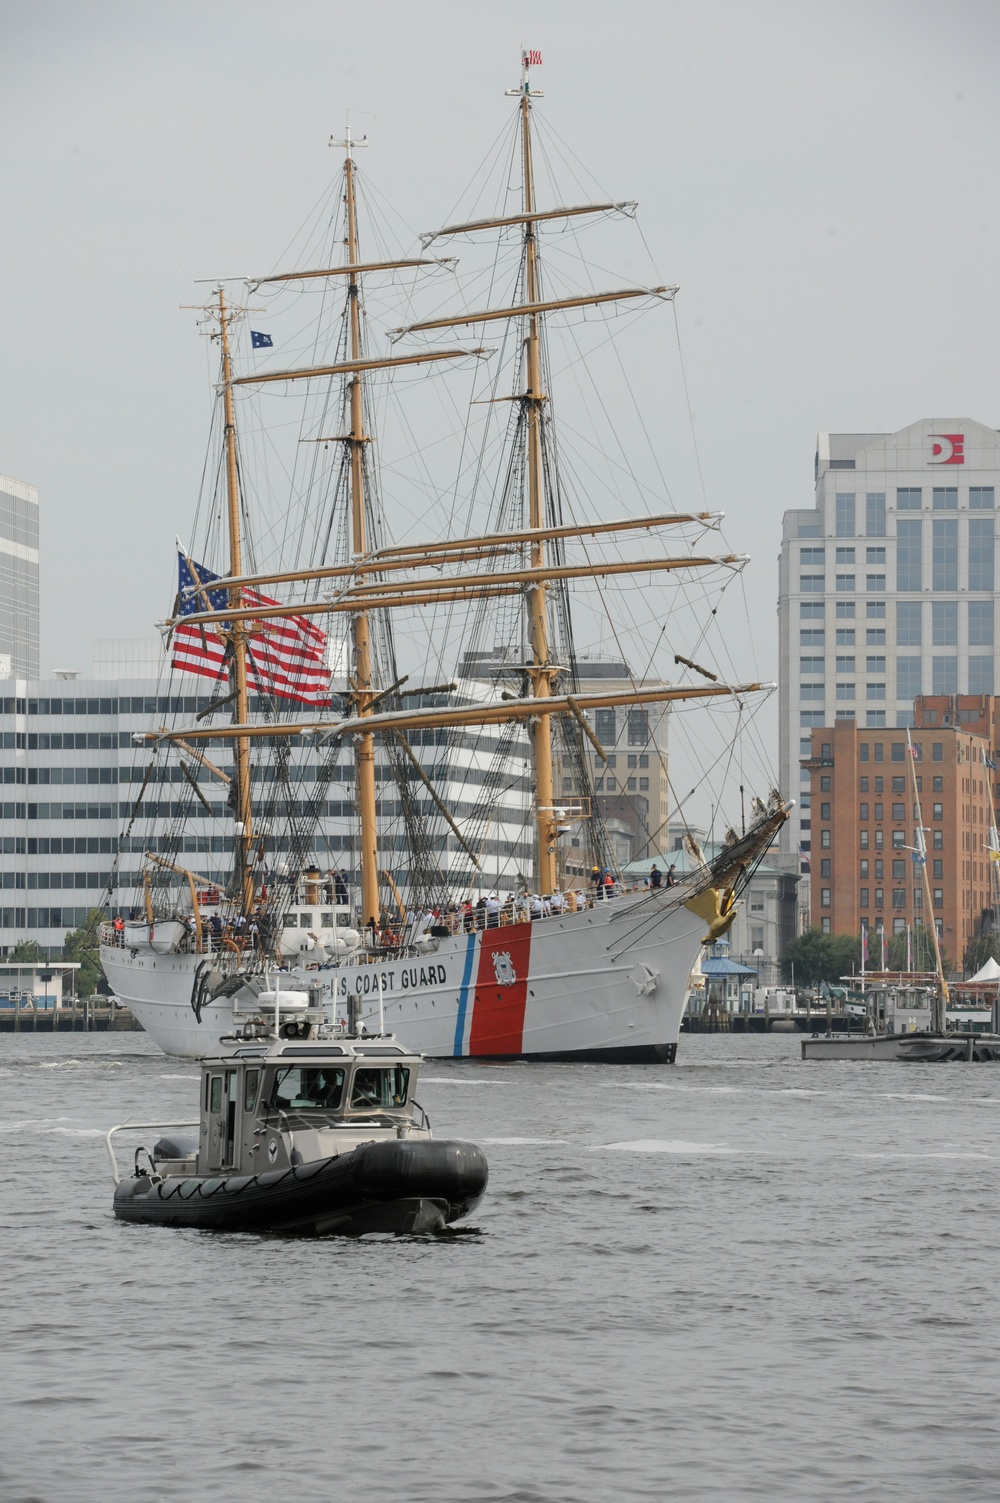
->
[209,1076,223,1114]
[244,1068,260,1113]
[350,1066,411,1110]
[299,912,314,928]
[336,912,350,927]
[270,1066,345,1111]
[321,912,333,927]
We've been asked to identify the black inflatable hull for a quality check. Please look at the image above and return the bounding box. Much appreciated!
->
[113,1138,488,1236]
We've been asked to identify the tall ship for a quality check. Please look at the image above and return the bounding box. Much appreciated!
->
[100,55,788,1060]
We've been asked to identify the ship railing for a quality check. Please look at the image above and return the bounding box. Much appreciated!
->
[346,883,662,960]
[100,920,284,960]
[105,1120,199,1185]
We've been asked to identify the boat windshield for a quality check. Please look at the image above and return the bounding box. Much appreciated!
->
[349,1066,411,1111]
[269,1066,346,1111]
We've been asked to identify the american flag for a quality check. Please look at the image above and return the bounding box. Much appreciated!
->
[171,553,331,707]
[523,49,543,66]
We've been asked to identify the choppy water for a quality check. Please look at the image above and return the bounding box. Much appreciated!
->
[2,1032,1000,1502]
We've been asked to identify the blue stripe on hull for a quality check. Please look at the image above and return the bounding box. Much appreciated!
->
[453,932,478,1056]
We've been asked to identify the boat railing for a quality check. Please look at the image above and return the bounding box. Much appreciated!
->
[380,885,640,942]
[101,875,659,962]
[411,1099,430,1133]
[105,1120,199,1185]
[100,920,277,959]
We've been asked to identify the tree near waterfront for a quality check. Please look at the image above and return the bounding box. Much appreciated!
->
[63,909,105,996]
[780,930,861,985]
[782,926,949,984]
[11,939,45,963]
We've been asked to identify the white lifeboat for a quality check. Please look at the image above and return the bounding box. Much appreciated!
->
[123,920,187,955]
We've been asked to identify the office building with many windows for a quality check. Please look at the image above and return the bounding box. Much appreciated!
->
[0,473,39,680]
[0,663,536,956]
[779,418,1000,907]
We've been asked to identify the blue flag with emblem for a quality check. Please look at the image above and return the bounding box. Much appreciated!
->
[250,330,273,349]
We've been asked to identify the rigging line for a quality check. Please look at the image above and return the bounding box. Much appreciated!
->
[609,838,755,954]
[552,306,671,517]
[684,558,767,736]
[702,568,774,779]
[730,531,764,683]
[545,401,681,510]
[605,301,673,503]
[287,295,350,570]
[261,177,342,284]
[533,115,619,209]
[716,702,747,828]
[666,691,775,820]
[188,386,224,555]
[442,170,514,517]
[630,573,737,691]
[236,384,330,564]
[670,300,709,513]
[418,258,521,676]
[355,170,425,256]
[289,190,348,569]
[428,112,522,251]
[580,559,751,808]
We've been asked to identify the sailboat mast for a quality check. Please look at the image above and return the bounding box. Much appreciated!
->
[907,728,949,1027]
[517,62,558,895]
[218,287,255,913]
[342,135,380,930]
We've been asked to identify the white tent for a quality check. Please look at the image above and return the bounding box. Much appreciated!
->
[967,956,1000,983]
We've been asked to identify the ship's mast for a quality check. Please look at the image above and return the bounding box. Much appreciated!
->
[336,122,380,929]
[165,70,719,919]
[217,287,255,912]
[906,728,949,1028]
[511,54,558,893]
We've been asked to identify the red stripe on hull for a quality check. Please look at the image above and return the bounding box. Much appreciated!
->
[468,922,532,1056]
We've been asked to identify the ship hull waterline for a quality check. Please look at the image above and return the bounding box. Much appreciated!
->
[101,888,704,1062]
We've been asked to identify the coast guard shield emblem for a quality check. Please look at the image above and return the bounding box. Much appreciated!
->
[492,950,517,986]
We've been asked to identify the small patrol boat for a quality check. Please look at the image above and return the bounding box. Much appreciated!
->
[106,1006,488,1235]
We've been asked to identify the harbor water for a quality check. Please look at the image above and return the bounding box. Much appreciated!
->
[3,1032,1000,1501]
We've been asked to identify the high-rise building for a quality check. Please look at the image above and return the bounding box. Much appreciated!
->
[807,694,1000,964]
[0,473,39,679]
[779,419,1000,917]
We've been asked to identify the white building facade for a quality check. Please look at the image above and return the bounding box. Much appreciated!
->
[0,663,534,956]
[0,473,39,680]
[779,419,1000,913]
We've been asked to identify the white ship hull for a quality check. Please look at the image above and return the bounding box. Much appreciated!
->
[102,887,706,1062]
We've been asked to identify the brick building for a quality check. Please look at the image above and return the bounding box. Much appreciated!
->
[808,694,1000,961]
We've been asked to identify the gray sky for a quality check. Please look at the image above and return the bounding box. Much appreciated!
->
[3,0,999,815]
